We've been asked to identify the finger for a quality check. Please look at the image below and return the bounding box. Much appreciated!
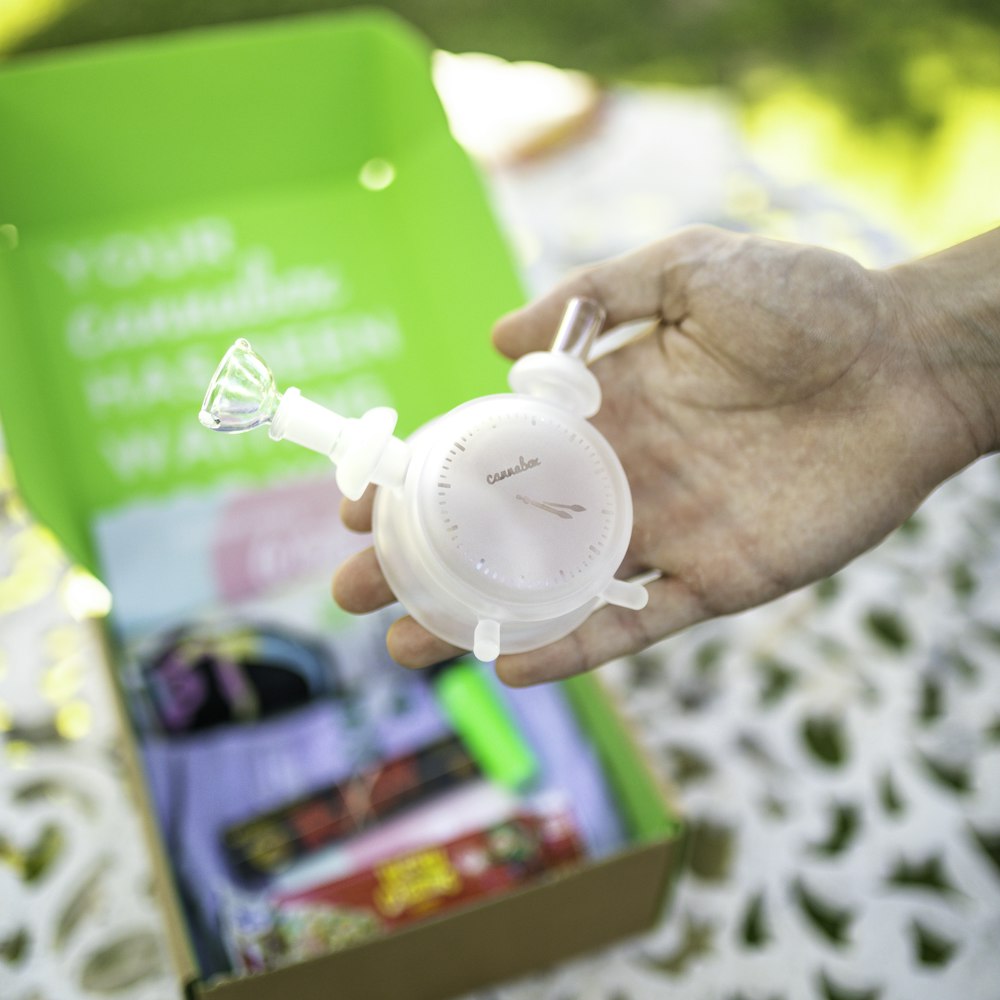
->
[492,224,735,359]
[494,575,708,687]
[387,616,466,669]
[340,484,376,533]
[331,547,394,613]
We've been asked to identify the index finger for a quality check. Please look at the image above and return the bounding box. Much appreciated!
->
[340,483,376,533]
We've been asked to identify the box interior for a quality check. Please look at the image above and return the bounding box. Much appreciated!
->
[0,11,521,573]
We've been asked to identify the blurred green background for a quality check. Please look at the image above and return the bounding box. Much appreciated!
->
[2,0,998,251]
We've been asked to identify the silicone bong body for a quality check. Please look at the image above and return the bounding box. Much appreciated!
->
[199,298,648,661]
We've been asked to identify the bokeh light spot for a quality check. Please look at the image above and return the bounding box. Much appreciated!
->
[359,158,396,191]
[55,700,91,741]
[60,567,112,620]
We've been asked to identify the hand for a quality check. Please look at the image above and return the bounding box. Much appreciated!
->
[334,225,995,685]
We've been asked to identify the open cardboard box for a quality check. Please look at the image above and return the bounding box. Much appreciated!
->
[0,11,684,998]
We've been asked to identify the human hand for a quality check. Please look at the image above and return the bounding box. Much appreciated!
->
[334,225,996,685]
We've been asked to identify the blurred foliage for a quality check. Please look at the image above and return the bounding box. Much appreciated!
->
[4,0,1000,133]
[2,0,998,250]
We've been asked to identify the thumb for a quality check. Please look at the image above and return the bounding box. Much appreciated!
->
[491,224,736,359]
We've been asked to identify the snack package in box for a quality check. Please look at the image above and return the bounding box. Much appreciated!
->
[222,799,585,973]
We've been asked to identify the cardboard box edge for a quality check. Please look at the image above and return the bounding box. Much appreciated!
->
[193,837,683,1000]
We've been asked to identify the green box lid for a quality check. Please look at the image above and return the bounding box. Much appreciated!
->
[0,11,523,575]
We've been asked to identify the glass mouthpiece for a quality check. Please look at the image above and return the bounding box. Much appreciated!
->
[551,297,606,362]
[199,338,281,433]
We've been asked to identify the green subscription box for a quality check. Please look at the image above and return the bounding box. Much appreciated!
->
[0,12,683,999]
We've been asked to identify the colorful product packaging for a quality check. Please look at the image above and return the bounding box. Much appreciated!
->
[225,806,584,972]
[223,735,480,878]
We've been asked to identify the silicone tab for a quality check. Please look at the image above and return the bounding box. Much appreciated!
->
[601,578,649,611]
[473,618,501,662]
[433,660,538,790]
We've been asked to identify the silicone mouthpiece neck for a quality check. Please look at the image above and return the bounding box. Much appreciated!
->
[199,338,282,433]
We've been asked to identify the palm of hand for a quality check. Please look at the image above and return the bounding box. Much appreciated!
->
[596,235,907,622]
